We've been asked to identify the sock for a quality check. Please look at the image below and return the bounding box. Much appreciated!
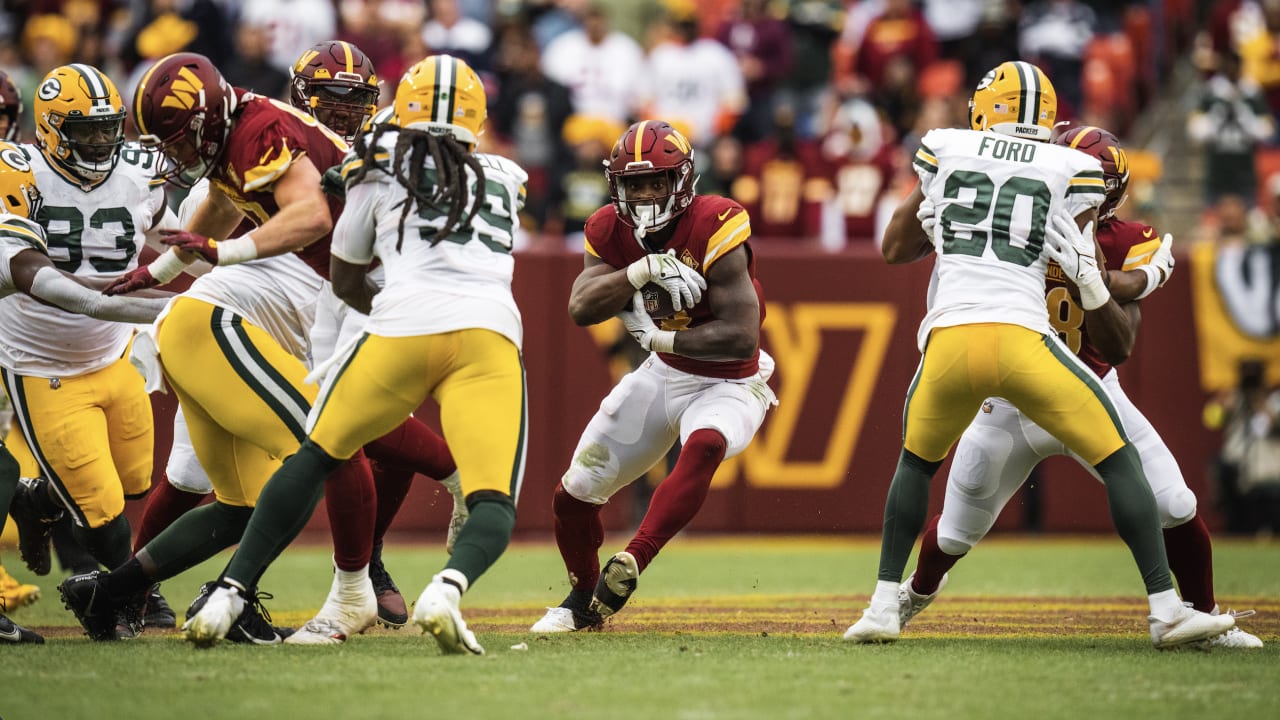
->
[52,515,98,575]
[1095,445,1174,594]
[872,579,899,607]
[98,557,153,602]
[325,450,376,571]
[1148,588,1183,621]
[1163,515,1216,612]
[135,501,254,582]
[444,493,516,588]
[0,447,18,537]
[133,476,206,553]
[71,514,133,570]
[552,483,604,592]
[334,564,369,597]
[435,567,468,593]
[224,440,339,588]
[371,460,415,543]
[876,449,942,582]
[624,429,726,573]
[364,417,456,480]
[911,514,962,595]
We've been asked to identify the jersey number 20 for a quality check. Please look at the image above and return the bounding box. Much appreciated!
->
[939,171,1051,267]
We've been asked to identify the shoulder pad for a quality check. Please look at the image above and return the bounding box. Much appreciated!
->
[477,153,529,185]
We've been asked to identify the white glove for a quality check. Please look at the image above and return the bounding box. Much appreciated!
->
[625,250,706,313]
[1044,211,1110,311]
[916,196,937,240]
[619,291,676,353]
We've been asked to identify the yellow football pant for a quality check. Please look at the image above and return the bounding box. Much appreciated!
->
[157,298,317,507]
[904,323,1127,466]
[310,328,526,499]
[1,354,152,528]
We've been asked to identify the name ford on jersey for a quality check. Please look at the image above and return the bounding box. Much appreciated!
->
[978,134,1037,163]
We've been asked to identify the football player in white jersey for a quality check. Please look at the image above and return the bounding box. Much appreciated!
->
[842,61,1235,648]
[0,140,168,643]
[186,55,527,656]
[0,64,173,637]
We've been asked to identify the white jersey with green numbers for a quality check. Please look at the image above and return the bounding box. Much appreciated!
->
[0,142,165,376]
[911,127,1105,351]
[331,130,528,348]
[0,214,48,300]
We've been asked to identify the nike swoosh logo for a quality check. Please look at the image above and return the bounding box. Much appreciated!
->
[0,624,23,642]
[718,209,732,221]
[1142,228,1153,238]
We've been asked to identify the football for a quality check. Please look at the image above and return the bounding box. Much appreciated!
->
[639,283,680,319]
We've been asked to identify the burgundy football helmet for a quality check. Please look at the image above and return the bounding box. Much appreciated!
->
[289,40,379,142]
[605,120,696,232]
[0,70,21,142]
[1054,124,1130,220]
[133,52,236,188]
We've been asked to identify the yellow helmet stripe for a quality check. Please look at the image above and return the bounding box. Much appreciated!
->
[634,120,648,162]
[1069,126,1099,149]
[133,60,166,136]
[341,41,354,74]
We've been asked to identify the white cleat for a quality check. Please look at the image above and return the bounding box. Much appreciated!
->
[1206,607,1263,649]
[843,600,900,643]
[1149,603,1236,649]
[413,576,484,655]
[898,572,948,629]
[285,571,377,646]
[439,472,468,555]
[530,605,602,633]
[183,582,245,648]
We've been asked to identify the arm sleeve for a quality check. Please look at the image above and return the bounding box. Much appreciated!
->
[330,180,379,265]
[29,266,169,323]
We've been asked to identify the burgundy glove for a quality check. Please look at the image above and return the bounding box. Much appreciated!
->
[102,266,159,296]
[159,228,219,264]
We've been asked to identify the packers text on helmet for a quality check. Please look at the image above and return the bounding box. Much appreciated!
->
[394,54,486,148]
[969,61,1057,142]
[290,40,379,142]
[1054,125,1130,220]
[605,120,696,232]
[133,53,236,189]
[34,64,126,186]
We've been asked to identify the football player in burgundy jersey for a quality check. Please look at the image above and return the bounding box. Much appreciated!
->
[531,120,778,632]
[898,125,1260,648]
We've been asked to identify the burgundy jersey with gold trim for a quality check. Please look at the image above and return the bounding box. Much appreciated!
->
[584,195,765,379]
[209,89,349,278]
[1046,217,1163,377]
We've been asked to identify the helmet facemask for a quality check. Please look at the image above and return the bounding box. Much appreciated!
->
[52,112,125,181]
[306,78,379,141]
[609,160,695,235]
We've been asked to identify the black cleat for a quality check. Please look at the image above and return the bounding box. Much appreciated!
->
[369,543,407,628]
[115,591,146,640]
[589,551,639,619]
[0,612,44,644]
[57,571,119,641]
[10,476,63,576]
[143,584,177,629]
[187,582,293,645]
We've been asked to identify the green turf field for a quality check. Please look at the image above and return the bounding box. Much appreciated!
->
[4,535,1277,720]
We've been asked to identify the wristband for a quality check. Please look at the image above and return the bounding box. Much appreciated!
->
[650,330,676,354]
[1134,264,1162,300]
[1077,271,1111,311]
[149,249,189,283]
[626,259,649,289]
[217,234,259,265]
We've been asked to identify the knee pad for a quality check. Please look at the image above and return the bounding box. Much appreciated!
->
[560,443,619,505]
[937,534,974,556]
[1161,486,1199,527]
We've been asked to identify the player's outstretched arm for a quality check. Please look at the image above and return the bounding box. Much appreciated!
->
[881,183,933,264]
[10,250,169,323]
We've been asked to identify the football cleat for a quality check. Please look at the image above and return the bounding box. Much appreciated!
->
[369,544,408,628]
[0,563,40,609]
[412,576,484,655]
[9,476,63,576]
[843,600,901,643]
[898,572,948,629]
[1149,603,1235,649]
[1206,607,1263,649]
[143,584,177,629]
[589,551,639,619]
[115,592,146,640]
[0,612,43,644]
[286,567,376,644]
[185,581,291,645]
[183,579,246,647]
[530,604,603,633]
[58,571,119,641]
[439,471,468,555]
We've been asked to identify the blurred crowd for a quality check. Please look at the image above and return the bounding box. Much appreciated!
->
[0,0,1192,249]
